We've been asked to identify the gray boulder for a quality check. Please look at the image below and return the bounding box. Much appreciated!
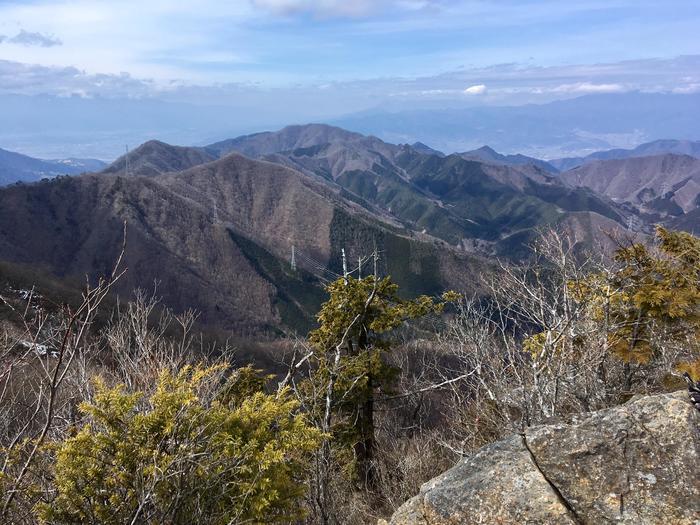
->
[387,391,699,524]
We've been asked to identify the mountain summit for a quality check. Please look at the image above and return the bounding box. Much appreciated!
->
[103,140,217,177]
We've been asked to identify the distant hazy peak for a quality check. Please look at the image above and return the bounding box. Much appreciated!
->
[460,145,559,174]
[207,123,370,158]
[560,152,700,214]
[0,146,106,186]
[409,141,445,157]
[102,140,218,177]
[473,145,499,155]
[551,138,700,171]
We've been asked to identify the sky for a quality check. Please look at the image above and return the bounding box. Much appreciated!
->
[0,0,699,160]
[0,0,698,108]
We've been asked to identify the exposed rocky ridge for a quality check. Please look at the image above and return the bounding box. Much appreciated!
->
[386,391,699,524]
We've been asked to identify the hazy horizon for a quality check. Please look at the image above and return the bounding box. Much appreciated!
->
[1,1,699,159]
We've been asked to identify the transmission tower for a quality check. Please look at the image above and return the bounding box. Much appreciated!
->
[341,248,348,284]
[627,215,641,231]
[125,145,130,177]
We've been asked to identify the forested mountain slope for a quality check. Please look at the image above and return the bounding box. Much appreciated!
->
[0,151,482,335]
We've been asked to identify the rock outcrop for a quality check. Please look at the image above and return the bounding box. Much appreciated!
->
[386,391,699,524]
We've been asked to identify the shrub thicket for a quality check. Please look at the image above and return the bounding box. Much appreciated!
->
[0,227,697,524]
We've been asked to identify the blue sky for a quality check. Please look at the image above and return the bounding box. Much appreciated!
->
[0,0,698,112]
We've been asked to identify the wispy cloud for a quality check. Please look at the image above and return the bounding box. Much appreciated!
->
[550,82,626,94]
[0,30,63,48]
[249,0,443,18]
[672,83,700,94]
[0,0,697,86]
[251,0,377,17]
[384,56,700,105]
[0,0,697,108]
[5,30,62,47]
[2,55,699,112]
[0,60,153,97]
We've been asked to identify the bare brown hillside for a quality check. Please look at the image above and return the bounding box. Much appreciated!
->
[560,153,700,215]
[104,140,218,177]
[0,151,484,335]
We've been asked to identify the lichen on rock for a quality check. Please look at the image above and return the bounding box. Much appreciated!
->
[387,391,699,524]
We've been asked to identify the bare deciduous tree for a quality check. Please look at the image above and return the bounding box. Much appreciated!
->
[0,230,127,521]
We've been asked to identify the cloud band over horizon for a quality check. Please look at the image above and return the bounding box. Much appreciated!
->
[0,0,697,138]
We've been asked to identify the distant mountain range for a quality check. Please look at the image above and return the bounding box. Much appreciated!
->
[0,147,106,186]
[332,92,700,159]
[0,129,486,335]
[550,139,700,171]
[207,124,624,254]
[1,92,698,160]
[1,123,699,336]
[459,145,558,174]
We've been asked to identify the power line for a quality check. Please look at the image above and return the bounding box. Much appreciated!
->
[294,251,341,277]
[294,252,342,280]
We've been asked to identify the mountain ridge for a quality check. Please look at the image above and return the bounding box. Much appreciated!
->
[204,124,629,254]
[103,140,218,177]
[0,147,107,186]
[7,123,697,336]
[560,153,700,216]
[0,148,484,335]
[331,92,700,159]
[460,145,559,174]
[551,139,700,171]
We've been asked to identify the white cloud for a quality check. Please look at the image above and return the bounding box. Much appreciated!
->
[0,1,255,82]
[249,0,444,18]
[421,89,448,94]
[464,84,486,95]
[250,0,378,17]
[0,59,154,97]
[5,30,62,47]
[550,82,626,94]
[672,83,700,94]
